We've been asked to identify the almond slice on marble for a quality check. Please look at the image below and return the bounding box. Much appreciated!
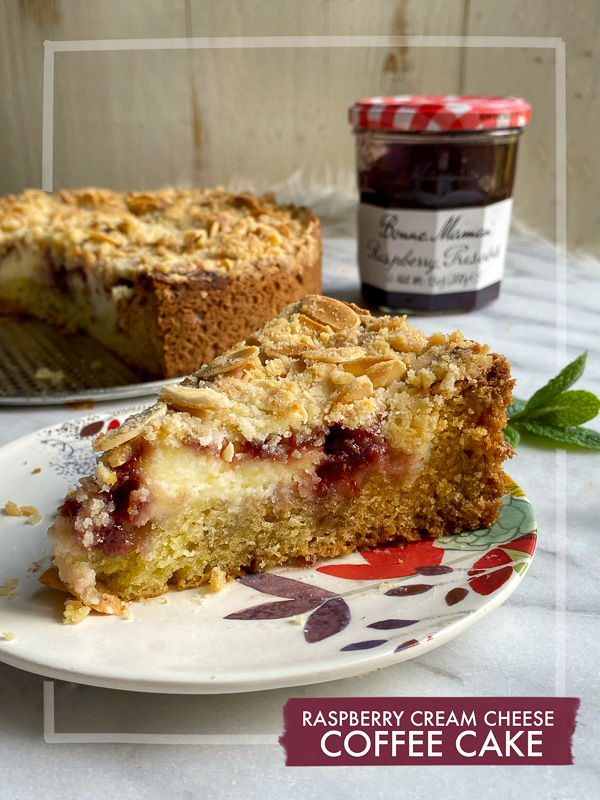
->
[301,295,361,331]
[334,375,374,404]
[93,403,167,452]
[366,359,407,388]
[197,345,260,379]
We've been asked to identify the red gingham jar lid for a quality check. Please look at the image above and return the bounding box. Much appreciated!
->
[349,95,531,132]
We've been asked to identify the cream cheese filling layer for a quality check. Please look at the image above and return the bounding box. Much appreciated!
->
[144,444,322,517]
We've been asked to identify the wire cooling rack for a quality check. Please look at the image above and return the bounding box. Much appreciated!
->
[0,317,168,405]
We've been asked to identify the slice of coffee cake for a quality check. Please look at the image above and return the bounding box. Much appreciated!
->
[45,296,513,615]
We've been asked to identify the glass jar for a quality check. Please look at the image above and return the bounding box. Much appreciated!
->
[349,95,531,313]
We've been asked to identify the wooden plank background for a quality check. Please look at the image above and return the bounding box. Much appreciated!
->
[0,0,598,254]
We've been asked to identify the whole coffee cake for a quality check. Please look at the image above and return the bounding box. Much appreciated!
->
[0,187,321,378]
[44,296,514,619]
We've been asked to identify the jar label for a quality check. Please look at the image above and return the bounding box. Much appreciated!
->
[358,198,513,295]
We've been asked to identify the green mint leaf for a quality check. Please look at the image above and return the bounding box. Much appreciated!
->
[521,421,600,450]
[507,397,527,418]
[531,390,600,427]
[503,424,520,447]
[523,351,587,414]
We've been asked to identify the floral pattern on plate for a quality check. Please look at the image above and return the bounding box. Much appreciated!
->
[226,480,536,652]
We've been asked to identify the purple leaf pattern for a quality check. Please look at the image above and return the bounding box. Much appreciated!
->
[394,639,420,653]
[385,584,433,597]
[229,573,346,643]
[304,597,351,643]
[225,597,322,621]
[367,619,418,630]
[239,573,334,601]
[341,639,388,651]
[416,565,453,576]
[445,587,469,606]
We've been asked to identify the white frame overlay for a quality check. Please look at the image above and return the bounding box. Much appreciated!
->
[40,34,568,745]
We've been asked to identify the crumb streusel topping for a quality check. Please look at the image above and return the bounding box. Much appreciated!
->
[94,295,492,465]
[0,187,317,281]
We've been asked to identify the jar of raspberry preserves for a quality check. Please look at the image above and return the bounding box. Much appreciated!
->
[349,95,531,313]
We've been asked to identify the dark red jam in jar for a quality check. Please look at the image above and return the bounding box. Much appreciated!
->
[349,95,531,313]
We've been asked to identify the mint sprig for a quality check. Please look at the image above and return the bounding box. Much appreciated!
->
[505,351,600,450]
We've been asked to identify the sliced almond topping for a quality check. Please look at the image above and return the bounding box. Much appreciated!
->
[93,403,167,452]
[334,375,374,404]
[343,356,391,377]
[86,230,120,246]
[297,313,331,334]
[126,194,164,215]
[301,295,361,331]
[263,340,318,359]
[197,345,259,379]
[159,384,229,410]
[366,359,408,388]
[301,346,365,364]
[221,442,235,462]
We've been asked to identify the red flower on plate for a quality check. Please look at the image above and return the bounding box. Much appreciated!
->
[317,539,444,581]
[468,533,537,595]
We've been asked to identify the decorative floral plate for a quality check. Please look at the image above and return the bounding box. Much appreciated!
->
[0,408,537,694]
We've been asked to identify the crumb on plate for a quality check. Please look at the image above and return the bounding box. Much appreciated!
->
[63,599,91,625]
[0,578,19,599]
[2,632,14,642]
[4,501,41,519]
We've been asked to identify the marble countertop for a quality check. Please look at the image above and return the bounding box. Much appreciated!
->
[0,236,598,799]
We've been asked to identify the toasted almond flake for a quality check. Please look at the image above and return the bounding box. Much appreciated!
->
[366,359,408,388]
[301,346,365,364]
[344,356,393,377]
[297,313,331,334]
[93,403,167,452]
[301,295,361,331]
[222,442,235,462]
[334,375,374,404]
[86,229,120,246]
[263,341,318,358]
[197,345,260,379]
[160,384,229,410]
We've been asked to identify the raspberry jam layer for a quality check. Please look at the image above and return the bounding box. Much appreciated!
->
[61,446,150,558]
[63,425,411,558]
[316,425,388,498]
